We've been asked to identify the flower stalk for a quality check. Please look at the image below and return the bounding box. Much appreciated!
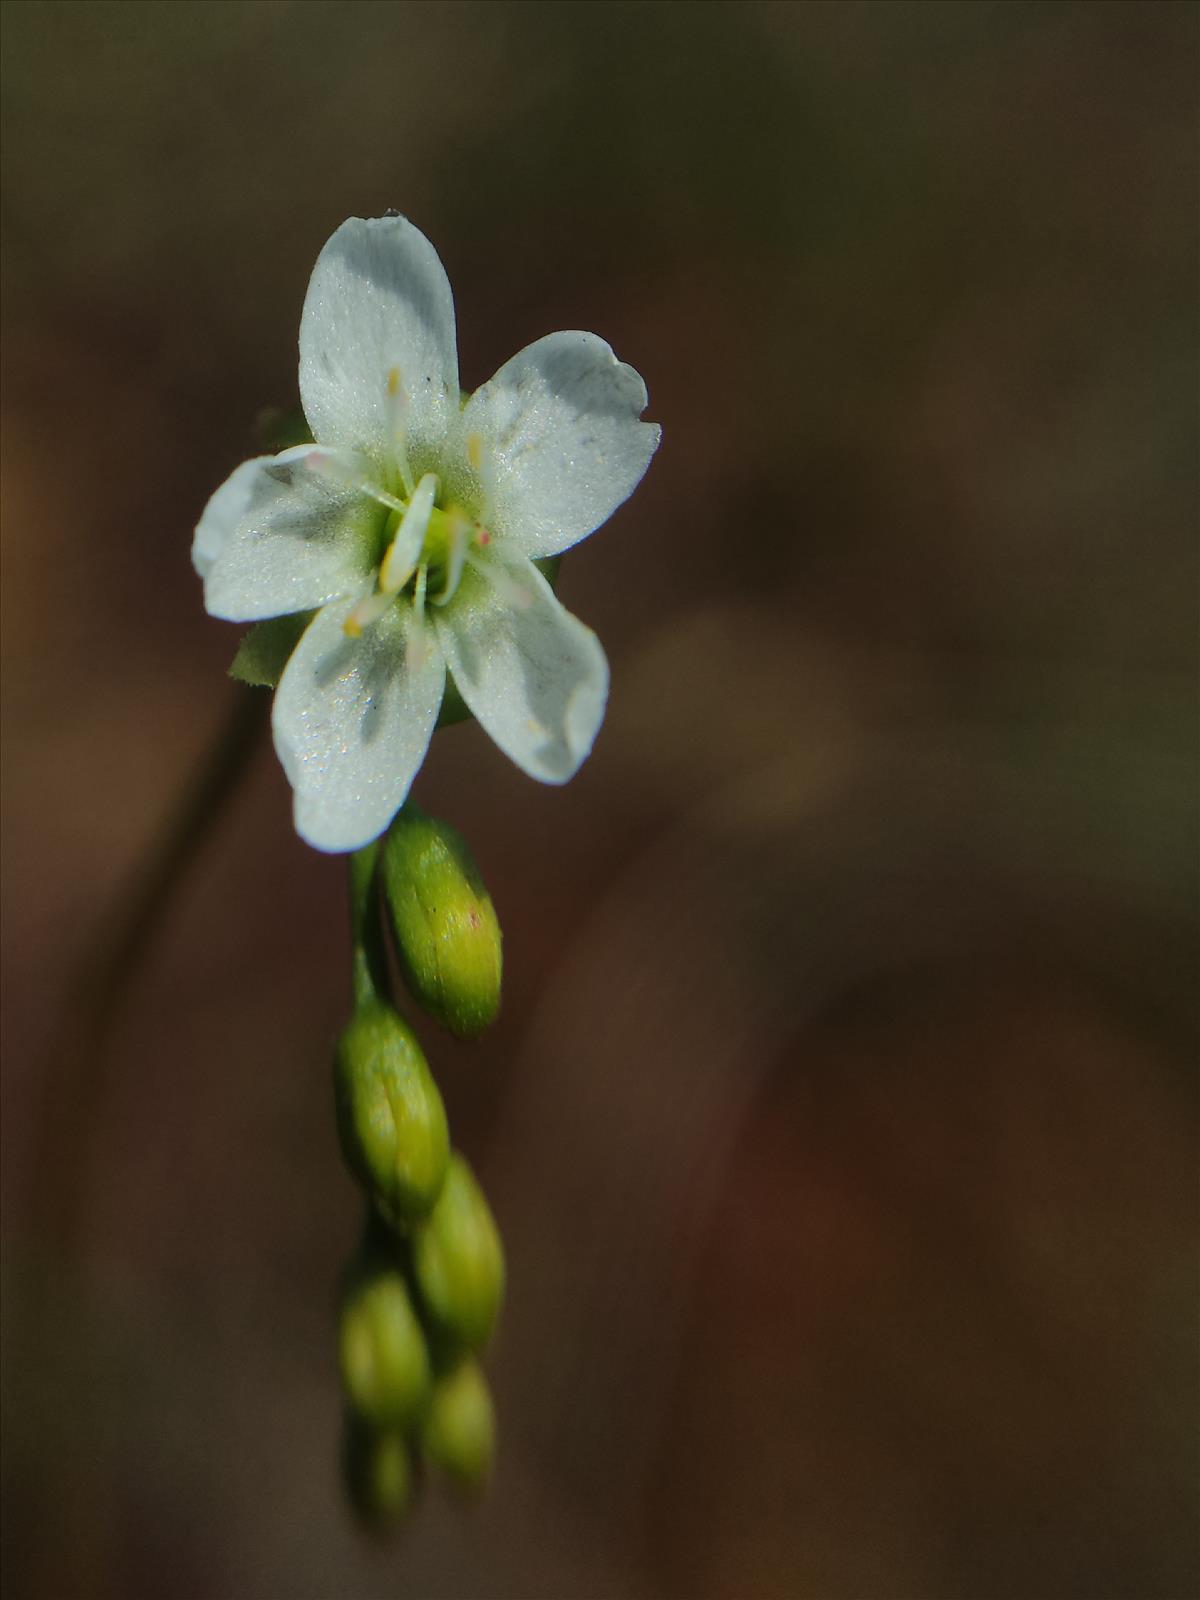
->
[348,841,388,1012]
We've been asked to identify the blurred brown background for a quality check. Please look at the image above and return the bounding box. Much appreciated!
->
[2,3,1197,1597]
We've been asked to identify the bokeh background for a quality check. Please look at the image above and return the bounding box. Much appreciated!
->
[2,3,1197,1596]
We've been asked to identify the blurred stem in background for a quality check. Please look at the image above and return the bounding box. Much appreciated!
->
[28,690,266,1262]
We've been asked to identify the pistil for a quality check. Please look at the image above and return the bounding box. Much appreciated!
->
[430,509,471,606]
[381,474,438,593]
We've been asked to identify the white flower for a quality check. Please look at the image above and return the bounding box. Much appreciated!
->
[194,215,660,853]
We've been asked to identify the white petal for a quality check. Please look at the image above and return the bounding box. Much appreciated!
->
[272,596,446,853]
[195,446,380,622]
[462,331,660,560]
[299,215,459,468]
[434,555,608,784]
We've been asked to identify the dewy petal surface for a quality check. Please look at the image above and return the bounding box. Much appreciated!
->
[299,216,459,468]
[434,556,608,784]
[272,596,446,852]
[195,446,379,622]
[463,331,660,560]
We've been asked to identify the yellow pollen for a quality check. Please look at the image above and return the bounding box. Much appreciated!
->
[466,432,484,472]
[387,366,402,397]
[343,590,393,638]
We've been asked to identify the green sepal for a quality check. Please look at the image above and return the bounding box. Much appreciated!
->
[435,671,472,729]
[229,611,314,688]
[254,404,314,453]
[533,553,562,589]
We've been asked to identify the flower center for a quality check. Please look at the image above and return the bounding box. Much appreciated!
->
[303,368,505,651]
[334,473,468,646]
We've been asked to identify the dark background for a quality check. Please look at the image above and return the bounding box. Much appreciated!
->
[2,3,1197,1596]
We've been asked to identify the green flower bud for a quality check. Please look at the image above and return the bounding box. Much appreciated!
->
[339,1262,432,1428]
[380,806,502,1038]
[413,1155,505,1349]
[342,1415,415,1531]
[334,1001,449,1224]
[421,1356,496,1491]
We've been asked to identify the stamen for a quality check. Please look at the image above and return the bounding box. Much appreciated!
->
[465,428,497,524]
[343,590,394,638]
[366,483,406,514]
[431,507,471,607]
[386,365,414,495]
[407,565,432,671]
[466,549,533,611]
[380,472,439,594]
[302,449,405,513]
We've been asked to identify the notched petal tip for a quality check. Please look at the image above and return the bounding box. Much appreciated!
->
[462,330,661,560]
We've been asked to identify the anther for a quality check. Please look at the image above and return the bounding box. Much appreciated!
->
[343,590,394,638]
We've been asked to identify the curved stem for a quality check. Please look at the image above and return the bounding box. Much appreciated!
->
[29,688,267,1261]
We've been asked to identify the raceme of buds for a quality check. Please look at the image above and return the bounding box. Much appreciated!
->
[334,1001,450,1224]
[413,1154,505,1350]
[380,806,502,1038]
[420,1356,496,1491]
[339,1261,432,1429]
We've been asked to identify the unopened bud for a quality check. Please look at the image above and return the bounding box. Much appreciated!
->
[413,1154,505,1349]
[342,1415,415,1531]
[334,1001,449,1223]
[380,806,502,1038]
[421,1356,496,1490]
[339,1261,432,1428]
